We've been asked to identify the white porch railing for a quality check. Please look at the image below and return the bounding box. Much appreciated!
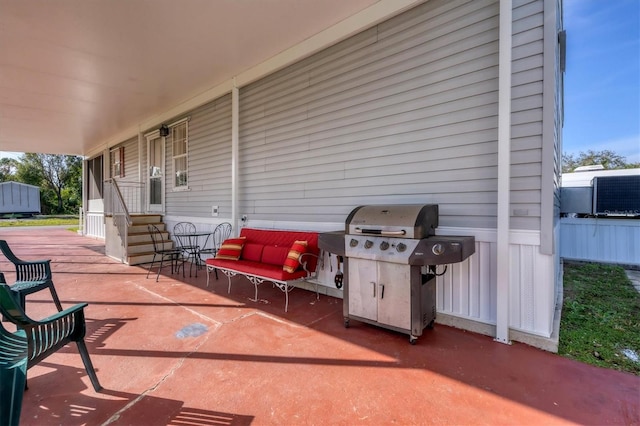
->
[104,180,145,262]
[105,180,145,215]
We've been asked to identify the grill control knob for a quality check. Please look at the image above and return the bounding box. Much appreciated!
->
[364,240,374,249]
[349,239,359,248]
[379,241,390,251]
[396,243,407,252]
[432,243,445,256]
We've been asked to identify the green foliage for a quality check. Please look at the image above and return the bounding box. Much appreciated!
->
[0,218,78,227]
[0,158,18,182]
[11,153,82,215]
[559,262,640,375]
[562,149,640,173]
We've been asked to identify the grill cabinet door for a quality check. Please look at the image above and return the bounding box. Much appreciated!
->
[348,258,377,321]
[348,258,411,331]
[376,262,411,330]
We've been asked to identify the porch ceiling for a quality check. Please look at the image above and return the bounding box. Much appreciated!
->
[0,0,387,157]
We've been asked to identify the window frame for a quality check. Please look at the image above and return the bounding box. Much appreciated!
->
[170,118,190,191]
[110,146,125,179]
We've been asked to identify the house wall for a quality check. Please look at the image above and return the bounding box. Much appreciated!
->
[540,0,563,254]
[108,136,145,214]
[432,226,555,339]
[164,94,233,218]
[511,0,546,231]
[121,136,140,181]
[233,0,555,340]
[95,0,560,344]
[239,0,503,228]
[235,0,546,231]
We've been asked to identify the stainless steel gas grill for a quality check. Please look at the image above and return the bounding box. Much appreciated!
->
[319,204,475,344]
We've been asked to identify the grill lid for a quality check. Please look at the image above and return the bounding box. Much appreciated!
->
[345,204,438,239]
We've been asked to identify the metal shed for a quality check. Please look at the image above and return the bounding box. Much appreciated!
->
[0,181,41,215]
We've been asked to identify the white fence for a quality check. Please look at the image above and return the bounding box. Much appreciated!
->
[560,217,640,266]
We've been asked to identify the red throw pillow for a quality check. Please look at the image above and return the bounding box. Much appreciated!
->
[283,240,308,273]
[215,237,246,260]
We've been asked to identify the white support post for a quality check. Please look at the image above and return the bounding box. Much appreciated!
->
[81,158,87,235]
[231,81,240,236]
[496,0,512,345]
[137,132,144,210]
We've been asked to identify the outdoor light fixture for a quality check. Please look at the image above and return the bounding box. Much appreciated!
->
[159,124,169,137]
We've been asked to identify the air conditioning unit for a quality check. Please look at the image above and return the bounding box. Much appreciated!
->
[560,187,593,215]
[593,175,640,216]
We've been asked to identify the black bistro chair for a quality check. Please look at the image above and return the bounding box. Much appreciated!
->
[173,222,202,277]
[146,224,183,282]
[199,222,232,280]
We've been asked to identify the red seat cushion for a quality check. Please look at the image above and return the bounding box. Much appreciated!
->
[205,259,308,281]
[261,246,289,266]
[242,243,264,262]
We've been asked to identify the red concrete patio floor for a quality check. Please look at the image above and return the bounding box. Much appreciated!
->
[1,228,638,425]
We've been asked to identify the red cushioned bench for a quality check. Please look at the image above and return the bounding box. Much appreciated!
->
[205,228,320,312]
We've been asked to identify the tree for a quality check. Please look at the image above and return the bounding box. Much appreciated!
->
[0,157,18,182]
[15,154,82,214]
[562,149,640,173]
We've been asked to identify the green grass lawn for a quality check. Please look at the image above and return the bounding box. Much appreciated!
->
[0,217,79,227]
[559,262,640,375]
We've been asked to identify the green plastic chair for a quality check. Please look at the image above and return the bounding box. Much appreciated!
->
[0,276,102,393]
[0,316,28,426]
[0,239,63,312]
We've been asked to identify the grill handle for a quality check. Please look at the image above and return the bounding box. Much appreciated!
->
[354,228,406,236]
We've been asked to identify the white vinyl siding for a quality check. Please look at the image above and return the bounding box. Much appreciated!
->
[109,136,139,182]
[165,94,232,217]
[122,136,139,180]
[236,0,545,231]
[239,0,507,228]
[511,0,545,230]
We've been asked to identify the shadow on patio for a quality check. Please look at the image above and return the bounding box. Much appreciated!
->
[1,228,638,425]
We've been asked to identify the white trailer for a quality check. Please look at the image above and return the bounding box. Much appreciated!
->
[0,181,41,215]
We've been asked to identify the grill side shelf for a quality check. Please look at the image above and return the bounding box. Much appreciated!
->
[408,236,475,265]
[318,231,346,257]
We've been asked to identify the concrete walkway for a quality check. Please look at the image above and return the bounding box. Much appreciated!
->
[1,228,639,425]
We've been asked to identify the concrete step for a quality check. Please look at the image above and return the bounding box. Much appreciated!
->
[127,241,155,255]
[128,239,175,255]
[127,230,169,245]
[125,215,174,266]
[130,214,163,225]
[129,222,165,234]
[128,252,156,266]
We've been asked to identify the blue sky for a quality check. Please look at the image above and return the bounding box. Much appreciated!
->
[563,0,640,163]
[2,1,639,164]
